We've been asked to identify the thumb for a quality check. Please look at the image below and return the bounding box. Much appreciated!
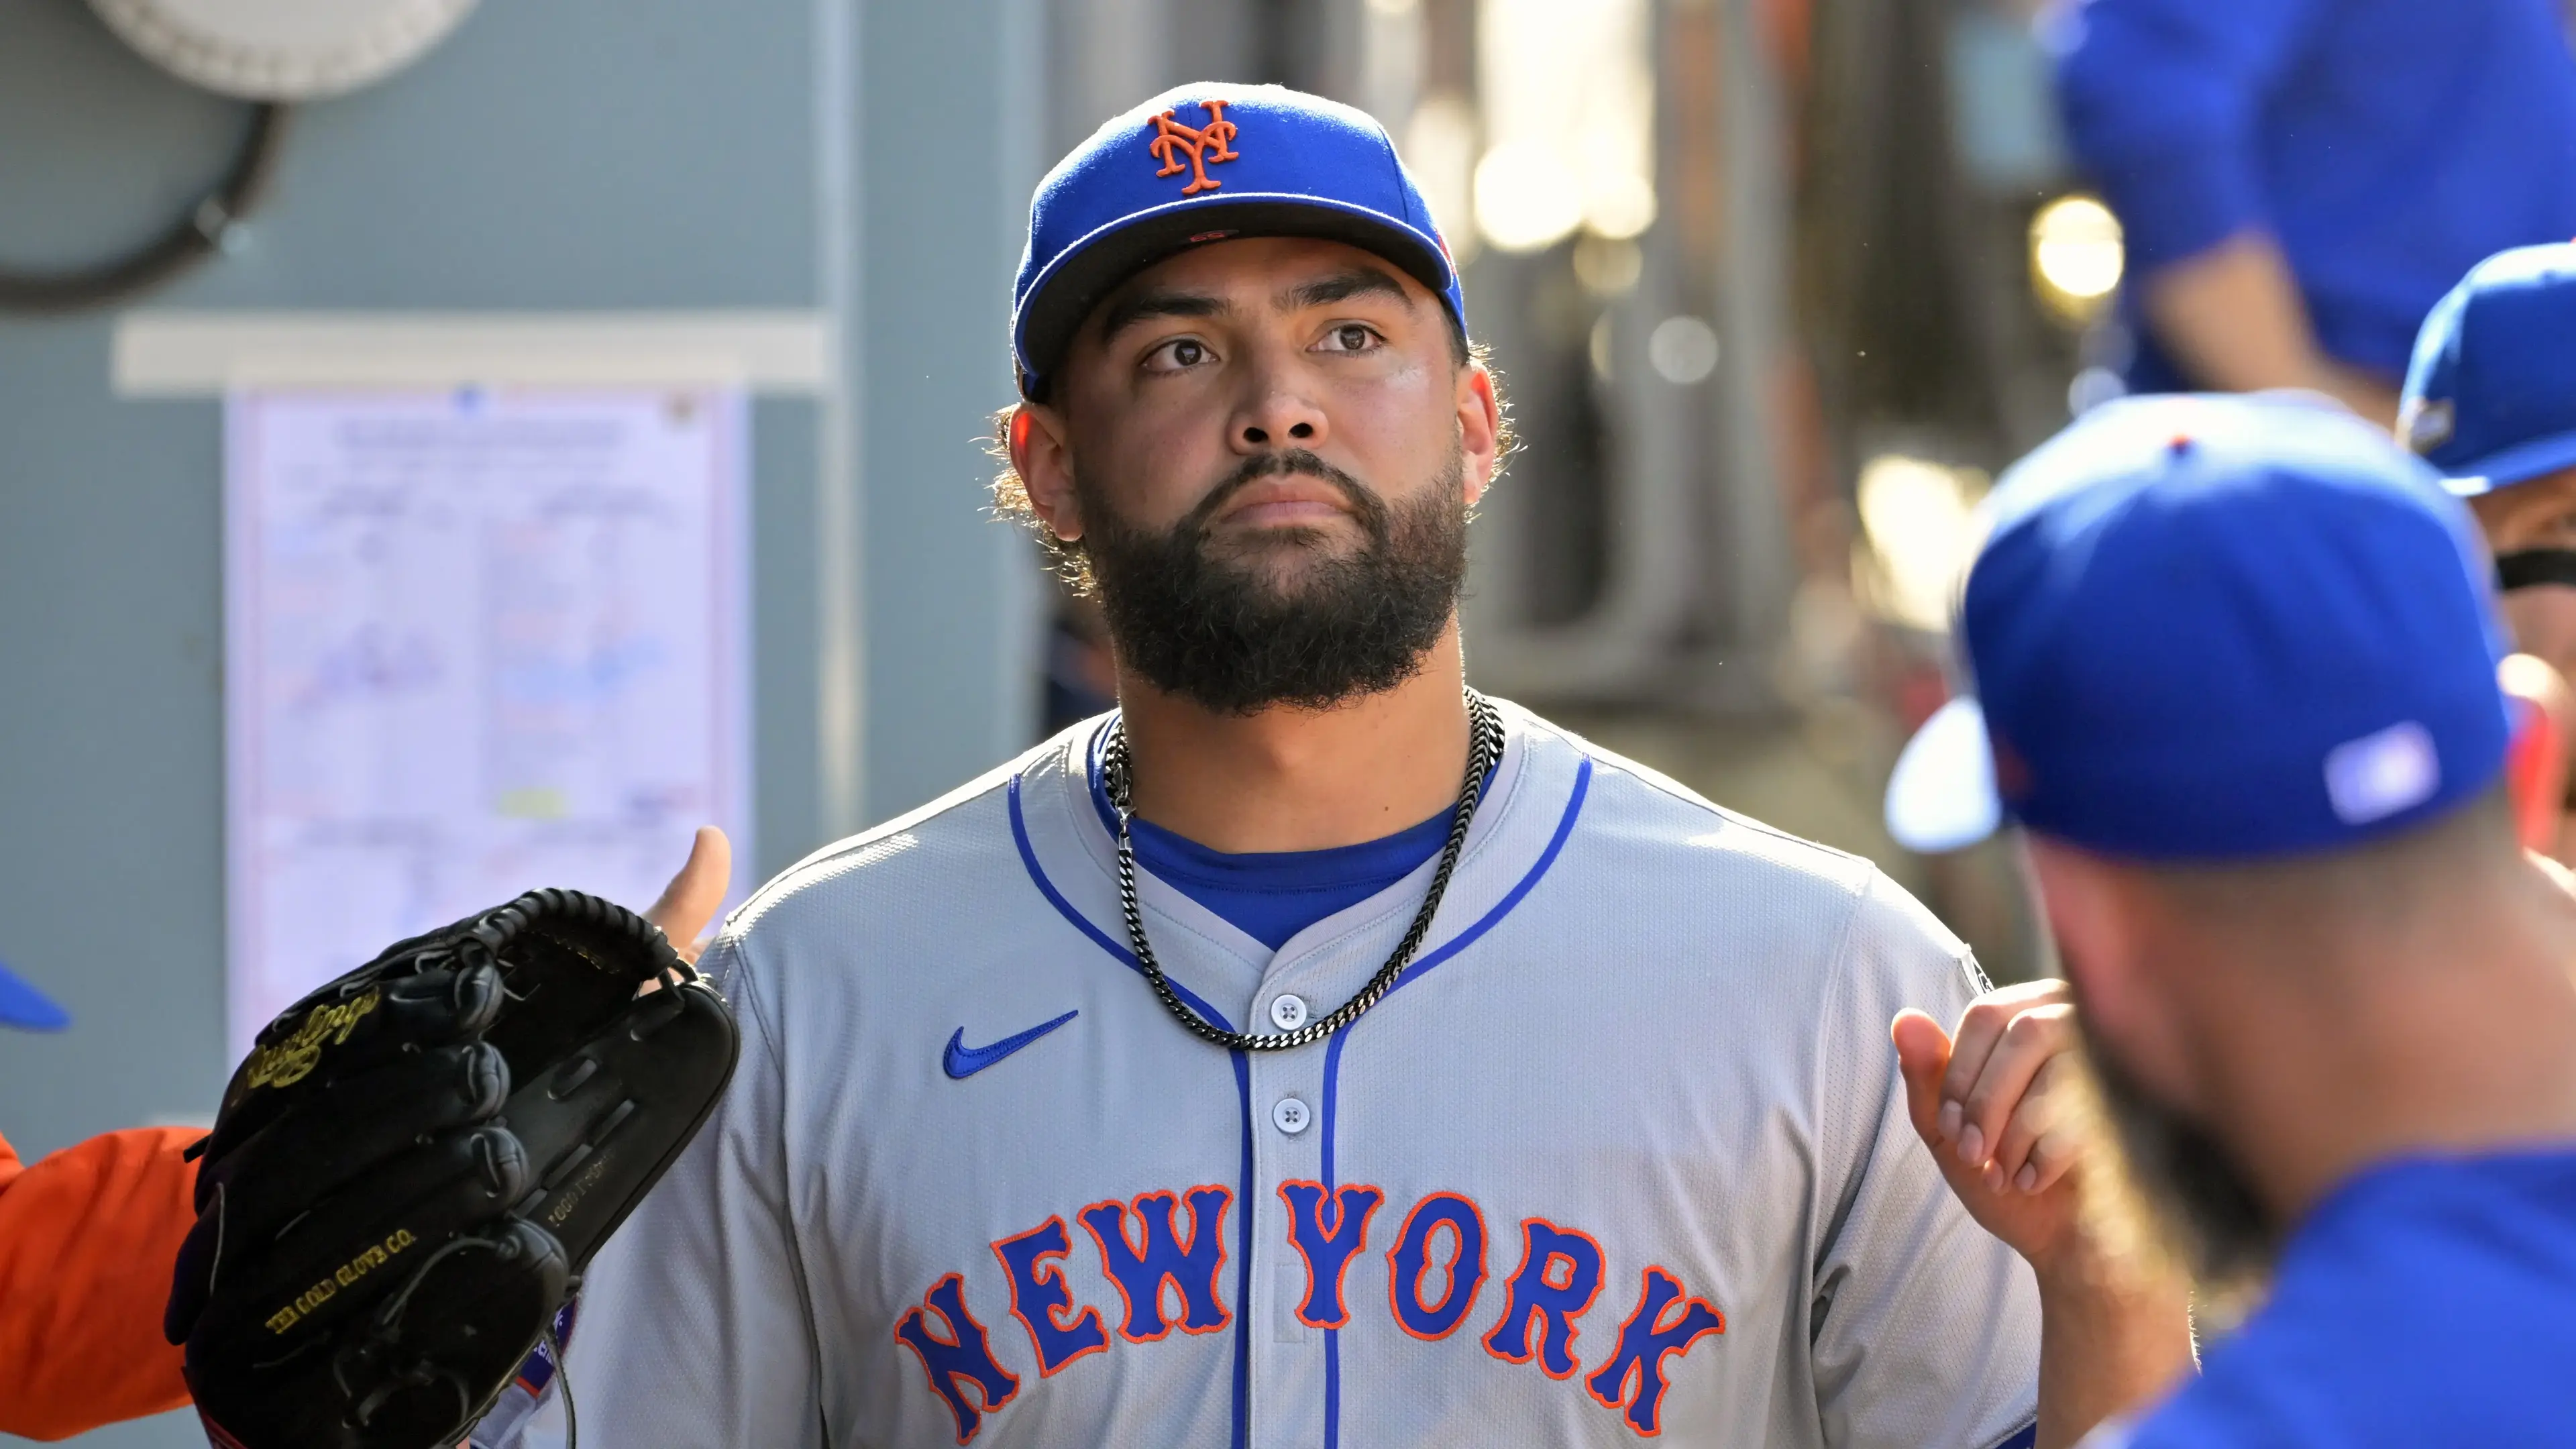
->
[1890,1008,1955,1147]
[646,826,732,963]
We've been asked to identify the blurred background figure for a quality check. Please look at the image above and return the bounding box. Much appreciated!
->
[2053,0,2576,425]
[0,963,197,1442]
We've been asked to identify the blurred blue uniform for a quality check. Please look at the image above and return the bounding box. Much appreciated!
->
[2123,1152,2576,1446]
[2055,0,2576,393]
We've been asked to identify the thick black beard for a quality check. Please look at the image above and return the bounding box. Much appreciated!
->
[2076,995,2284,1292]
[1076,447,1467,716]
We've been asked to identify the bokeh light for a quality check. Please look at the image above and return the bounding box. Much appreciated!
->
[1474,142,1585,253]
[1403,93,1481,262]
[1854,455,1991,632]
[1648,315,1719,385]
[2029,194,2125,323]
[1475,0,1654,255]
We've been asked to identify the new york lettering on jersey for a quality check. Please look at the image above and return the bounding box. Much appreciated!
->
[521,704,2041,1448]
[900,1181,1722,1440]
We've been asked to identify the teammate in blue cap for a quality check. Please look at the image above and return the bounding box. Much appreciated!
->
[2400,244,2576,856]
[1887,392,2576,1445]
[476,85,2193,1448]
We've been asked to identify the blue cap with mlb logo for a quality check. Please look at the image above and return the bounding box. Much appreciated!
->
[1884,392,2512,861]
[2400,241,2576,497]
[1012,83,1466,399]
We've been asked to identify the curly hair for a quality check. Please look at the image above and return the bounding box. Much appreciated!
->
[989,324,1514,592]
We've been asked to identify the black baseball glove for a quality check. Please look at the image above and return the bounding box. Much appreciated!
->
[166,888,740,1449]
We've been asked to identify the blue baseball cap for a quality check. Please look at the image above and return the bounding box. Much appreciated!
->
[1012,83,1466,399]
[1885,392,2512,861]
[0,957,69,1031]
[2400,242,2576,497]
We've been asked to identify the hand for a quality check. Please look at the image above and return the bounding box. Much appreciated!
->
[1892,979,2092,1275]
[644,826,732,966]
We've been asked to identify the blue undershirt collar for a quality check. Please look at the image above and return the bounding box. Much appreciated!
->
[1085,731,1477,951]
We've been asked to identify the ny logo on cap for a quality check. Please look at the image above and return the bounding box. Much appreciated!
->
[1148,99,1240,197]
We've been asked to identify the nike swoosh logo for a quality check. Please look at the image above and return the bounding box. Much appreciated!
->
[943,1009,1079,1080]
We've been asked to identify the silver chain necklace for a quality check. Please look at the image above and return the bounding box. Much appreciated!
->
[1099,691,1505,1052]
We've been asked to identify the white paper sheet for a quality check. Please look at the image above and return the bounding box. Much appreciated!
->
[225,388,751,1058]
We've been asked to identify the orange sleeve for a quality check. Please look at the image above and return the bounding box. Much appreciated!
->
[0,1126,201,1441]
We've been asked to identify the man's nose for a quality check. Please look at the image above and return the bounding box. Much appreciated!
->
[1228,366,1328,453]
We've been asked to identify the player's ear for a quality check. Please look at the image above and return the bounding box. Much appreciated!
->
[1010,402,1083,543]
[1456,360,1501,509]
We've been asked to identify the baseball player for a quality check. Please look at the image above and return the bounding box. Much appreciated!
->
[490,86,2189,1448]
[1886,391,2576,1444]
[0,960,201,1440]
[2399,244,2576,855]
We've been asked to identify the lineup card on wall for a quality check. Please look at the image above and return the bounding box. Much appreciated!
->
[225,388,751,1059]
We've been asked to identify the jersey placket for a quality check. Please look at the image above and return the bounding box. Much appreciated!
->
[1049,716,1556,1446]
[1234,923,1409,1448]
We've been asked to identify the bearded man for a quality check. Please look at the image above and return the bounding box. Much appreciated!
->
[1887,390,2576,1444]
[478,85,2187,1448]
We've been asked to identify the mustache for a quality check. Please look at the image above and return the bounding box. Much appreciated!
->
[1181,450,1389,537]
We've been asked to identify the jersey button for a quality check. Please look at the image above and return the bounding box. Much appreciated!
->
[1269,994,1309,1030]
[1271,1097,1311,1135]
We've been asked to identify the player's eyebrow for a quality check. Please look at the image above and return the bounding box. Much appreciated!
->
[1094,288,1230,343]
[1277,266,1415,314]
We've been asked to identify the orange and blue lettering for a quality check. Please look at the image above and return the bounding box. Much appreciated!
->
[1278,1181,1384,1329]
[1146,99,1240,195]
[1385,1191,1489,1340]
[1079,1184,1234,1341]
[1482,1218,1605,1379]
[1585,1266,1725,1436]
[991,1216,1108,1377]
[892,1273,1019,1444]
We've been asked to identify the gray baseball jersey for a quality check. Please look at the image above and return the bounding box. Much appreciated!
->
[492,701,2039,1447]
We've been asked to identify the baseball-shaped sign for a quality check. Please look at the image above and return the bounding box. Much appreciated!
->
[86,0,479,100]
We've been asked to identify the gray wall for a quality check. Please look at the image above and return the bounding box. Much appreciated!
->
[0,1,1037,1441]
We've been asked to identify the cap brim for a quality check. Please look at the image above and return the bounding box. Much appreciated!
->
[2442,427,2576,497]
[1013,194,1456,396]
[0,959,68,1031]
[1884,696,2004,854]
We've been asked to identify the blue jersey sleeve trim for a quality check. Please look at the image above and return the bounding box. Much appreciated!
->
[1988,1419,2039,1449]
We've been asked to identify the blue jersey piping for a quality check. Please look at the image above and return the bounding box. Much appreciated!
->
[1010,773,1254,1449]
[1319,755,1592,1448]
